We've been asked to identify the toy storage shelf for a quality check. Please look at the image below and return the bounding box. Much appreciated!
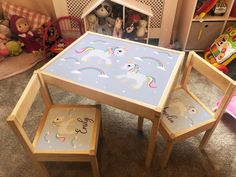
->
[177,0,236,51]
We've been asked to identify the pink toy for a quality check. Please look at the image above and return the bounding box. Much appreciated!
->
[214,92,236,119]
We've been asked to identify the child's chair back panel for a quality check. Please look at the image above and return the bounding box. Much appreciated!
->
[182,52,235,122]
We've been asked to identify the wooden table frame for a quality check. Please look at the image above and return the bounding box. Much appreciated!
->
[39,32,185,168]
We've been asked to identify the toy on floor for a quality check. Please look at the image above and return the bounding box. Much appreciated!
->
[213,92,236,119]
[10,15,41,53]
[204,25,236,73]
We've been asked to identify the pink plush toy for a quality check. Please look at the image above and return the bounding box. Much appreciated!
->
[10,15,41,53]
[214,92,236,119]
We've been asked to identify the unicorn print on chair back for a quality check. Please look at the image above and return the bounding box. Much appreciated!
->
[116,62,157,89]
[75,46,127,65]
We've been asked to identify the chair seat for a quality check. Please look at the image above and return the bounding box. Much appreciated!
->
[35,105,99,151]
[161,89,213,134]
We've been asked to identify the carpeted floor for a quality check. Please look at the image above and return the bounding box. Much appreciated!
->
[0,61,235,177]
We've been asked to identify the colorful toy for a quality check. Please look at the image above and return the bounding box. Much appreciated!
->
[213,92,236,119]
[10,15,41,53]
[204,25,236,73]
[195,0,218,19]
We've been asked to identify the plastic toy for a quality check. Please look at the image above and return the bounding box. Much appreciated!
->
[204,25,236,73]
[10,15,41,53]
[195,0,218,19]
[136,19,148,37]
[213,92,236,119]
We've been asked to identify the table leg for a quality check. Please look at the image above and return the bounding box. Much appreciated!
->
[137,116,144,132]
[145,116,160,168]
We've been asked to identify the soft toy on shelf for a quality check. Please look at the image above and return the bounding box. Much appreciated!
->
[10,15,41,53]
[136,19,148,38]
[112,17,123,38]
[86,13,98,32]
[93,2,115,35]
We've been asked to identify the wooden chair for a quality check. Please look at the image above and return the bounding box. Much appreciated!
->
[138,51,235,168]
[7,72,102,177]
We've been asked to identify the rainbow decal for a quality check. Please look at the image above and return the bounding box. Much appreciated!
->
[75,47,94,54]
[146,76,157,88]
[134,56,165,71]
[72,67,109,78]
[56,133,65,142]
[61,57,80,64]
[90,40,109,44]
[154,51,173,59]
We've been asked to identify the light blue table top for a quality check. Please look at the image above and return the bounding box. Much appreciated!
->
[42,32,184,107]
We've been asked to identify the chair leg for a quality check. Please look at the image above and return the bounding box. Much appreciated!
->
[137,116,144,132]
[199,128,214,150]
[160,140,174,169]
[91,157,100,177]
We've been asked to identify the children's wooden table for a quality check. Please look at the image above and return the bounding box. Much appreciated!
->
[39,32,185,168]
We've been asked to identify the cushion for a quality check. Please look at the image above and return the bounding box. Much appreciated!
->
[2,1,51,30]
[161,89,213,134]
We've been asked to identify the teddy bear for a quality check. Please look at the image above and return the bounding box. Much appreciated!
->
[10,15,41,53]
[136,19,148,38]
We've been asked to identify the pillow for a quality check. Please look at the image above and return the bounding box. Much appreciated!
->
[2,1,51,31]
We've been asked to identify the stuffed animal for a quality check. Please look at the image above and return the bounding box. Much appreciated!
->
[113,17,123,38]
[5,40,23,56]
[94,2,112,25]
[0,33,9,57]
[136,20,148,37]
[10,15,41,53]
[86,13,98,32]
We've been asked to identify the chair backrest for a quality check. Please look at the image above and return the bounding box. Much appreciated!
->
[181,51,235,122]
[7,72,51,153]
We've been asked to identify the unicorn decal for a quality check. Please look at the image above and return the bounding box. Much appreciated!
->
[75,46,127,65]
[116,62,157,89]
[52,115,94,142]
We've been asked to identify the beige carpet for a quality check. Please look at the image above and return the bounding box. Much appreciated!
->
[0,62,235,177]
[0,52,44,80]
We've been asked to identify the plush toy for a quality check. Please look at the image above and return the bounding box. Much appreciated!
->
[86,13,98,32]
[5,40,23,56]
[136,20,148,37]
[10,15,41,53]
[0,19,11,38]
[112,17,123,38]
[0,33,9,57]
[94,2,112,25]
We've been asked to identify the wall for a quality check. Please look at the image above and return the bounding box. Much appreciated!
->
[0,0,56,19]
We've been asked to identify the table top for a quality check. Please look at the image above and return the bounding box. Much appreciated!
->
[41,32,184,116]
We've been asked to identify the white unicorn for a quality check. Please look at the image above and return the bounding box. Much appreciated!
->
[76,46,126,65]
[116,63,157,89]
